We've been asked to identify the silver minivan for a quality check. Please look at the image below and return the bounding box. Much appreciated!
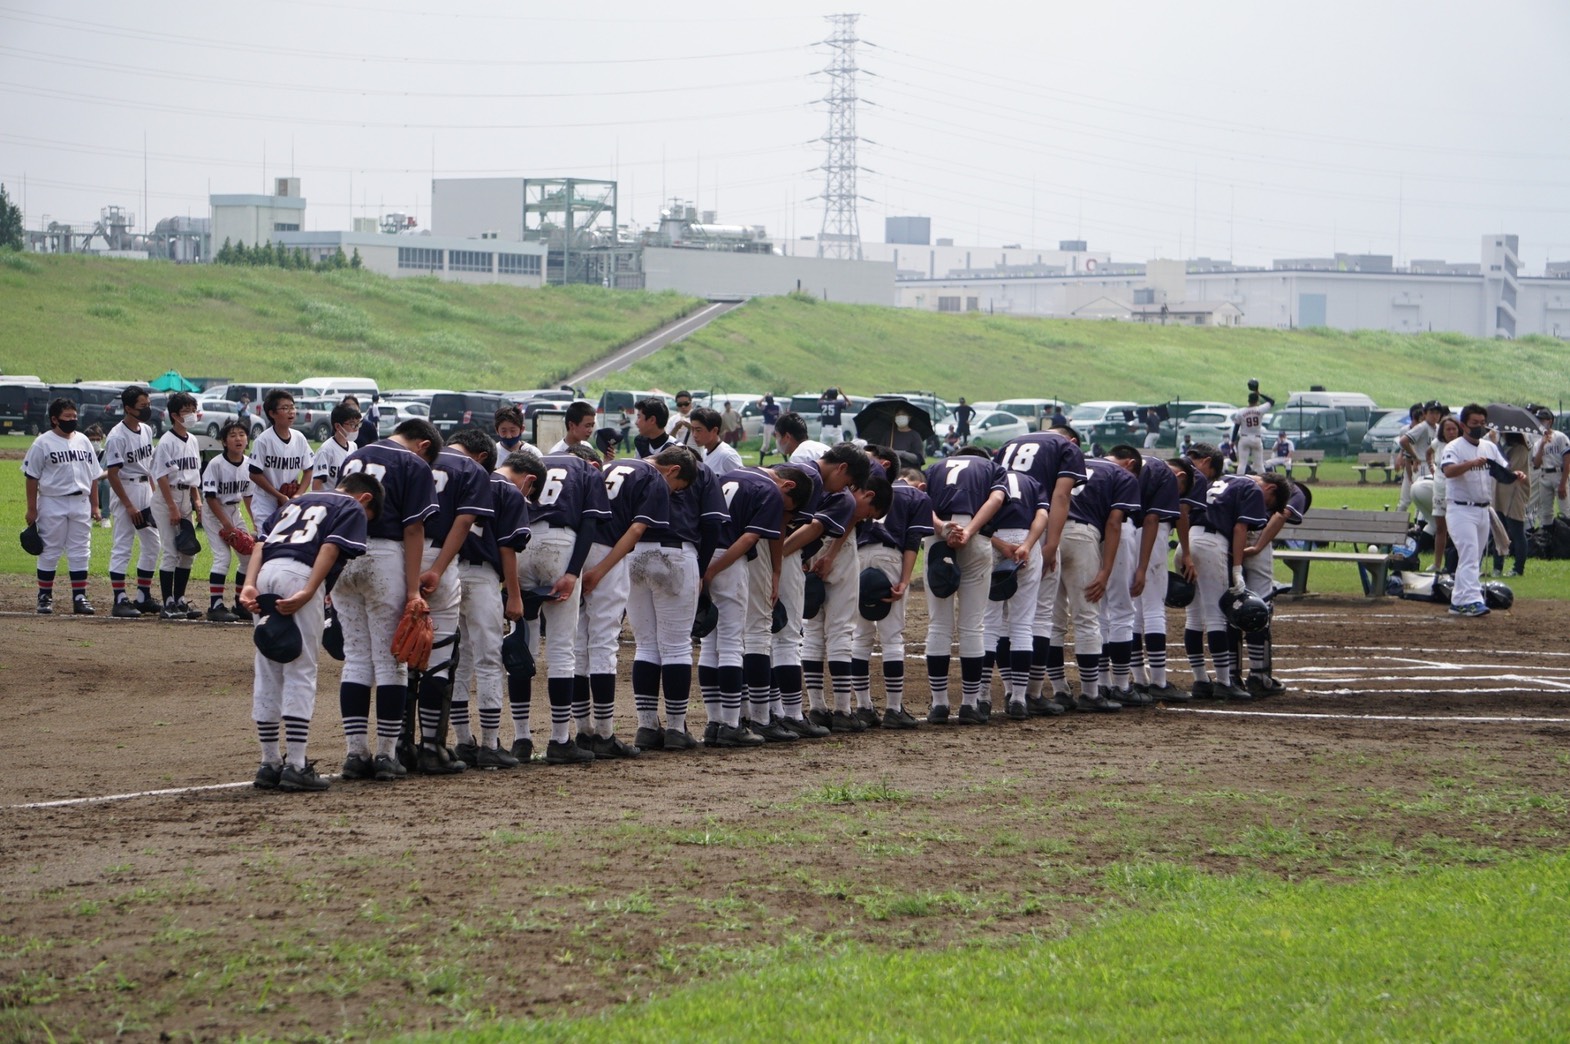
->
[1283,391,1378,444]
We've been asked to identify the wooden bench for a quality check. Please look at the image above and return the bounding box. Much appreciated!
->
[1275,450,1325,482]
[1352,452,1400,484]
[1274,508,1411,598]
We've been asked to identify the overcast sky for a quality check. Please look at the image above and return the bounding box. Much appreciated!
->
[3,0,1567,269]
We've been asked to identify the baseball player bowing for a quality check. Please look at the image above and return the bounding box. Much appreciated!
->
[248,389,314,532]
[405,435,496,775]
[445,433,533,770]
[852,451,935,729]
[334,418,442,783]
[737,467,813,740]
[201,421,257,622]
[765,462,829,737]
[698,465,788,747]
[104,384,161,616]
[980,465,1053,719]
[150,392,204,620]
[1178,444,1270,698]
[1128,452,1187,701]
[1238,472,1300,696]
[515,447,611,762]
[924,446,1009,724]
[241,472,378,792]
[23,396,103,615]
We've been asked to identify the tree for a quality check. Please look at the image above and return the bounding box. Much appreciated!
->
[350,248,362,269]
[234,239,249,264]
[216,237,234,264]
[0,183,24,251]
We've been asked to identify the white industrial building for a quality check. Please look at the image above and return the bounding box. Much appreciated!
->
[210,179,307,251]
[274,230,547,288]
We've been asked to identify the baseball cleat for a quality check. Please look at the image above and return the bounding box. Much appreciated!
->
[714,723,765,748]
[807,708,835,731]
[545,739,595,765]
[35,593,52,615]
[925,705,951,725]
[510,738,534,764]
[1076,694,1122,712]
[854,706,882,729]
[1214,682,1253,701]
[1026,695,1066,717]
[279,761,330,792]
[633,726,666,751]
[828,710,865,733]
[1006,699,1029,721]
[780,715,830,738]
[159,602,186,621]
[371,754,407,781]
[745,717,797,742]
[703,721,721,747]
[955,704,985,725]
[207,605,239,623]
[71,596,96,616]
[181,599,203,620]
[1115,687,1153,708]
[416,745,467,775]
[230,603,252,622]
[134,597,160,615]
[253,761,283,790]
[1449,602,1490,617]
[1052,692,1076,713]
[575,732,595,752]
[340,753,376,780]
[662,728,699,752]
[590,734,641,759]
[1146,683,1190,703]
[880,707,920,729]
[1246,673,1286,697]
[454,741,481,768]
[111,599,142,619]
[1189,680,1216,699]
[476,743,521,770]
[976,699,992,723]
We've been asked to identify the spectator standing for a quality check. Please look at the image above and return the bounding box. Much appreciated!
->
[954,398,976,445]
[1142,408,1162,450]
[757,394,782,462]
[667,391,697,448]
[1492,431,1530,577]
[720,401,744,447]
[1529,407,1569,528]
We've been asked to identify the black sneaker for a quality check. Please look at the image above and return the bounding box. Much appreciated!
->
[1076,693,1122,712]
[111,599,142,619]
[341,753,376,780]
[715,723,765,748]
[477,743,521,770]
[663,728,699,751]
[854,707,882,729]
[207,604,239,623]
[1115,686,1153,708]
[590,734,641,759]
[280,761,330,792]
[956,704,985,725]
[72,596,96,616]
[703,721,722,747]
[828,710,864,733]
[633,726,665,751]
[926,705,951,725]
[1190,679,1216,699]
[780,715,830,739]
[134,597,160,615]
[1146,682,1191,703]
[976,699,992,723]
[159,601,186,621]
[253,762,283,790]
[807,708,835,730]
[455,741,481,768]
[372,753,407,781]
[1026,695,1066,717]
[576,732,595,752]
[746,717,797,742]
[545,739,596,765]
[231,602,252,622]
[1052,692,1076,713]
[417,744,467,775]
[510,738,534,764]
[1215,682,1254,702]
[1006,699,1029,721]
[36,593,52,615]
[881,707,920,730]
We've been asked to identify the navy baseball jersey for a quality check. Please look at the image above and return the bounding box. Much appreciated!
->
[1183,472,1213,529]
[1067,459,1141,530]
[1281,482,1308,527]
[1138,454,1182,523]
[1198,475,1269,534]
[599,457,671,542]
[717,467,785,546]
[663,466,728,545]
[341,439,438,541]
[772,460,824,517]
[427,448,494,548]
[461,473,531,574]
[813,489,858,539]
[820,398,845,426]
[995,432,1085,503]
[989,470,1048,531]
[532,454,611,531]
[258,490,368,570]
[859,481,936,551]
[925,456,1008,520]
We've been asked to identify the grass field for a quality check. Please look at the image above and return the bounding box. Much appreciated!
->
[611,293,1570,408]
[0,252,699,389]
[426,852,1570,1041]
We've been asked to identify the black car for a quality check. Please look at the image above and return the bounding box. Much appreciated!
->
[0,382,48,434]
[429,392,516,436]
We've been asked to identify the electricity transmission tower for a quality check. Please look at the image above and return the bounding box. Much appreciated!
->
[816,13,862,261]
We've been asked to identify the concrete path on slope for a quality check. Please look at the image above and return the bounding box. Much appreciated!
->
[566,300,742,386]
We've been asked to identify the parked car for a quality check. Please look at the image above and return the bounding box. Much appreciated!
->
[376,399,432,437]
[1282,390,1377,445]
[506,388,577,405]
[786,393,876,442]
[1065,400,1140,446]
[1265,405,1350,455]
[1177,409,1236,447]
[100,389,168,436]
[298,377,380,402]
[996,398,1074,431]
[0,381,48,434]
[595,389,667,436]
[877,391,953,430]
[1361,409,1411,455]
[193,397,241,439]
[429,391,516,436]
[290,397,340,442]
[966,410,1034,448]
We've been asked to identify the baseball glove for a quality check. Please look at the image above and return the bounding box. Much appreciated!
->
[278,481,301,499]
[391,597,434,669]
[224,528,256,555]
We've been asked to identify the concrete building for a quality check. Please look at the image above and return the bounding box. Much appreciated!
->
[780,234,1110,281]
[641,247,894,305]
[273,231,547,288]
[211,178,307,251]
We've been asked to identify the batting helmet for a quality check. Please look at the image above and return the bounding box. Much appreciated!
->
[692,591,719,639]
[1219,589,1271,633]
[1164,570,1196,608]
[19,524,44,556]
[988,560,1019,602]
[1482,581,1514,611]
[1432,573,1455,605]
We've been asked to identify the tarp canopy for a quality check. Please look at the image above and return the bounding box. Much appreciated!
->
[148,370,201,393]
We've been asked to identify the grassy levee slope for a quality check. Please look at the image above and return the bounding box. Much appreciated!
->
[0,251,700,388]
[611,293,1570,407]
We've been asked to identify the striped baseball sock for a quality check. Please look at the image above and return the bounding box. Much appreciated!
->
[661,663,691,733]
[69,570,88,603]
[1107,640,1133,691]
[1076,653,1101,698]
[110,571,127,604]
[1028,635,1051,697]
[450,691,473,745]
[136,569,154,604]
[1130,631,1148,687]
[850,658,872,710]
[548,677,573,744]
[829,660,853,714]
[35,569,54,600]
[719,665,744,727]
[926,654,951,709]
[508,672,532,742]
[698,664,722,724]
[255,719,282,764]
[802,659,825,712]
[959,656,983,708]
[479,706,502,748]
[1009,647,1033,703]
[744,654,772,722]
[208,572,227,610]
[373,684,407,758]
[159,570,174,605]
[1247,629,1268,672]
[773,665,803,719]
[572,675,591,735]
[283,715,310,769]
[1184,629,1209,682]
[591,673,617,737]
[995,638,1012,699]
[1207,630,1231,686]
[339,682,371,755]
[883,659,906,712]
[1146,632,1168,687]
[1046,642,1068,695]
[632,660,661,729]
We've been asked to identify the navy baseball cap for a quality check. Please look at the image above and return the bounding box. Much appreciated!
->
[692,591,719,639]
[988,559,1019,602]
[19,524,43,556]
[321,605,345,661]
[253,593,303,664]
[926,543,961,599]
[771,599,788,633]
[858,567,894,621]
[594,427,623,453]
[520,585,559,617]
[502,621,535,677]
[803,573,826,620]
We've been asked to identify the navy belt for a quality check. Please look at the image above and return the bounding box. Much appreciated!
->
[1451,500,1491,508]
[638,535,686,549]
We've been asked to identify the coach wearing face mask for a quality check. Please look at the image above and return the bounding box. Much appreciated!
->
[888,409,926,465]
[1439,404,1524,618]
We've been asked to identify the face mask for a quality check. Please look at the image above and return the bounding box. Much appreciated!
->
[179,413,196,428]
[895,414,910,430]
[1468,425,1486,440]
[498,436,521,451]
[57,419,78,435]
[128,405,147,421]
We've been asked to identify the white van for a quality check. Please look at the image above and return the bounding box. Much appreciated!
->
[299,377,380,401]
[1283,390,1379,443]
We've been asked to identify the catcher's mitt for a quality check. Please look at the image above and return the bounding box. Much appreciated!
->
[224,528,256,555]
[392,597,433,669]
[278,481,301,499]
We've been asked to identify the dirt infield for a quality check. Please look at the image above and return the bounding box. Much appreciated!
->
[2,575,1567,1041]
